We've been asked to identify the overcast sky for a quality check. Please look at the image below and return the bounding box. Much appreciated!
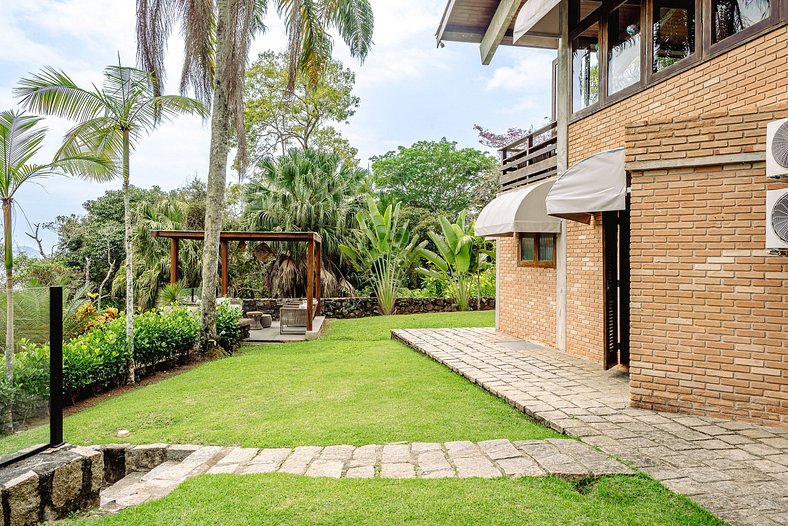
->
[0,0,554,251]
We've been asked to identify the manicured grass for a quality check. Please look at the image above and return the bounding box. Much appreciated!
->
[61,473,725,526]
[1,311,559,453]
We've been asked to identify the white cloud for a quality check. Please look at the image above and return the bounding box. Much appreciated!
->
[485,51,555,92]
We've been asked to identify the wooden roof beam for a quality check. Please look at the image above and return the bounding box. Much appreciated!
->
[480,0,523,65]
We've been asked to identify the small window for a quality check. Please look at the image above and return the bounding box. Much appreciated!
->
[653,0,696,72]
[519,234,556,268]
[572,22,600,112]
[712,0,771,43]
[608,1,642,95]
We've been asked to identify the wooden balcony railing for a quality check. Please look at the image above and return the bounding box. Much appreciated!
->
[499,121,558,191]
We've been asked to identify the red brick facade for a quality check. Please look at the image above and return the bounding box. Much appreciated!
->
[626,107,788,425]
[495,24,788,425]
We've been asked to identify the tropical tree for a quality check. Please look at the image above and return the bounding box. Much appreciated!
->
[244,51,360,165]
[340,198,424,315]
[243,148,369,296]
[371,138,498,219]
[417,211,489,311]
[0,110,111,425]
[135,0,374,350]
[16,65,207,384]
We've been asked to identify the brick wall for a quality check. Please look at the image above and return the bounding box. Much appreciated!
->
[497,237,557,347]
[626,105,788,425]
[569,25,788,163]
[565,216,604,361]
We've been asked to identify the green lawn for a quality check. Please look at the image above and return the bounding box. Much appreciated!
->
[1,311,559,454]
[61,473,725,526]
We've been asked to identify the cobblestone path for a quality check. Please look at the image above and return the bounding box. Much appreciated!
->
[392,327,788,526]
[100,439,632,512]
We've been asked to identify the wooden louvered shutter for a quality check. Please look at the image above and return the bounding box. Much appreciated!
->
[603,211,619,370]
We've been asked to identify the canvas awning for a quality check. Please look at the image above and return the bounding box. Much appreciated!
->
[475,179,561,237]
[513,0,561,48]
[545,148,627,224]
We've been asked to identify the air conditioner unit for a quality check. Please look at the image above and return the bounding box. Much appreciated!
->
[766,118,788,180]
[766,188,788,255]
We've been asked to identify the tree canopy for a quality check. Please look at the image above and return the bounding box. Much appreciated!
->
[244,51,360,166]
[371,138,497,218]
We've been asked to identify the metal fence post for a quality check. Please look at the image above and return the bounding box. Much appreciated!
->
[49,286,64,447]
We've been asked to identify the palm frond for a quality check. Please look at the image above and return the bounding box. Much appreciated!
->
[15,67,104,122]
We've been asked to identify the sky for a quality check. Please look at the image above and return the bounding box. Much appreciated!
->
[0,0,555,252]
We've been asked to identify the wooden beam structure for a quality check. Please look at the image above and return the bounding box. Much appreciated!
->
[151,230,323,329]
[480,0,523,64]
[170,238,179,285]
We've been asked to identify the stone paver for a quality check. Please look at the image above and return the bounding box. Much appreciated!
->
[392,327,788,526]
[97,437,631,513]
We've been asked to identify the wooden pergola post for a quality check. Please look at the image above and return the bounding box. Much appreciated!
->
[306,236,314,332]
[170,238,179,285]
[315,240,322,316]
[220,240,229,297]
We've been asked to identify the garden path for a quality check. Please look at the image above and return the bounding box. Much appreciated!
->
[99,439,633,512]
[391,327,788,526]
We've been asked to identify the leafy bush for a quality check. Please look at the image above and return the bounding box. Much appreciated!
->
[216,303,243,353]
[7,305,239,403]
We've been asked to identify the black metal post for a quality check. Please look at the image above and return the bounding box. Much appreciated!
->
[49,286,64,447]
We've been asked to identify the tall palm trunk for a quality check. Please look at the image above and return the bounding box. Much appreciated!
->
[3,199,13,383]
[123,130,136,384]
[200,0,231,348]
[3,199,14,434]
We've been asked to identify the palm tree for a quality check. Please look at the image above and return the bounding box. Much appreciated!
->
[15,65,207,384]
[243,148,369,296]
[340,198,425,315]
[135,0,374,349]
[0,110,111,433]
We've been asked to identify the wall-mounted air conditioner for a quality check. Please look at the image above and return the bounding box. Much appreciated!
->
[766,119,788,180]
[766,188,788,255]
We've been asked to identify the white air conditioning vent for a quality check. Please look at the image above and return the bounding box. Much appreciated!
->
[766,119,788,180]
[766,188,788,254]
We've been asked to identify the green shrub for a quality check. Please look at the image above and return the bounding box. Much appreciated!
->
[216,303,243,353]
[9,305,241,403]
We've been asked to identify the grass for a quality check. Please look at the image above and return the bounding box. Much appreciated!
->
[1,310,560,453]
[60,473,725,526]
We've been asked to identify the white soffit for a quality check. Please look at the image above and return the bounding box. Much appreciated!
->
[513,0,561,48]
[475,179,561,237]
[546,148,627,224]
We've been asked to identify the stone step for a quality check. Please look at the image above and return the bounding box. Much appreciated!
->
[97,439,634,513]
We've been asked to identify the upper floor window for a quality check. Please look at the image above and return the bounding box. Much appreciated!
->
[712,0,771,42]
[572,23,600,111]
[608,1,642,94]
[570,0,784,118]
[653,0,696,72]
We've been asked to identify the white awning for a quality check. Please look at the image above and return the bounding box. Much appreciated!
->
[513,0,561,49]
[475,179,561,237]
[545,148,627,224]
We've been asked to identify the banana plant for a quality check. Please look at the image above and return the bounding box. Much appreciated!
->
[417,211,489,311]
[340,197,424,315]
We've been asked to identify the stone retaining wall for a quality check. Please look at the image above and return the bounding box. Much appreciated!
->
[0,443,194,525]
[241,297,495,320]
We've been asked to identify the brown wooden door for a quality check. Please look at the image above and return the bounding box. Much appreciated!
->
[602,207,631,370]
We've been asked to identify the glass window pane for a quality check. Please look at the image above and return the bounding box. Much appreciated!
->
[521,236,535,262]
[538,235,555,263]
[608,1,642,95]
[572,22,599,112]
[653,0,696,72]
[712,0,770,43]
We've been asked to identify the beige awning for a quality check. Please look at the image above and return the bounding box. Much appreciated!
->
[475,179,561,237]
[513,0,561,48]
[546,148,627,224]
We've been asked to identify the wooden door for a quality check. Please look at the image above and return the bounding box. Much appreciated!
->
[602,207,631,370]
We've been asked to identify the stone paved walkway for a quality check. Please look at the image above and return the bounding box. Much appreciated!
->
[392,327,788,526]
[99,439,632,512]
